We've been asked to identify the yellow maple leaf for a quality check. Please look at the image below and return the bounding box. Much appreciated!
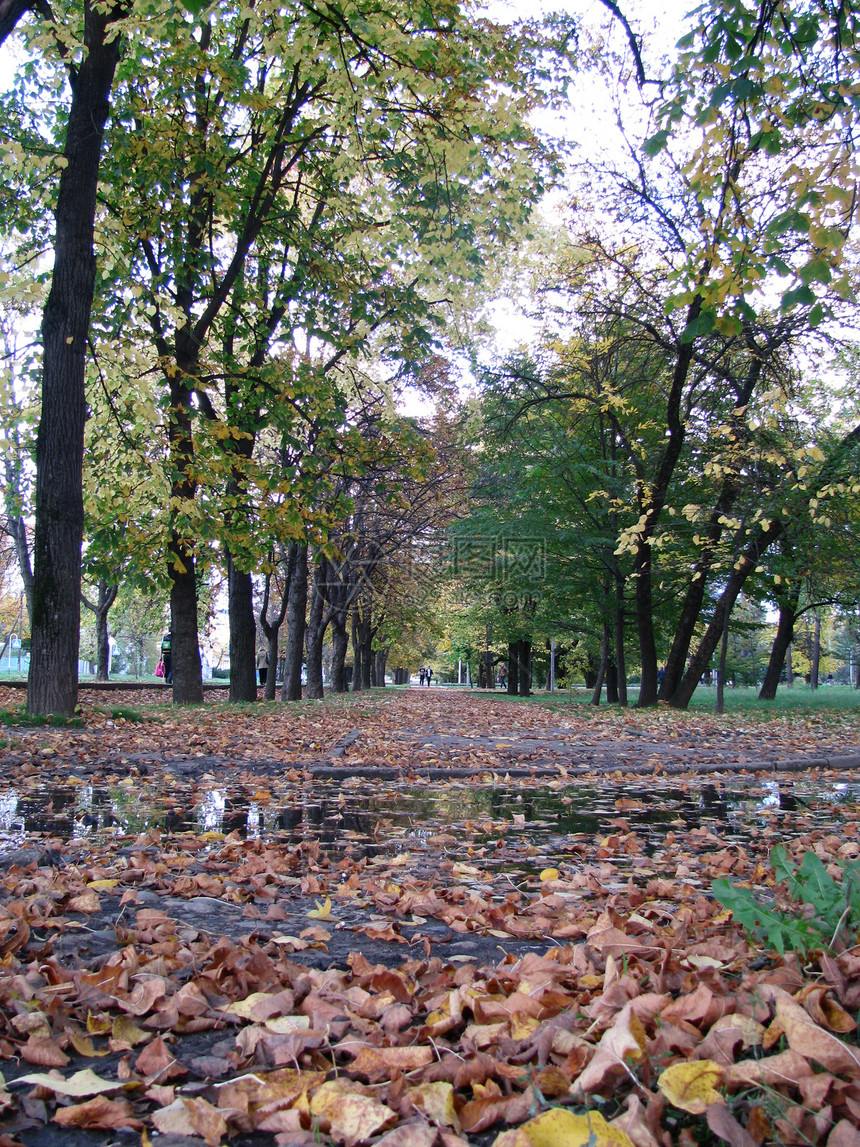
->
[658,1060,725,1114]
[307,896,332,919]
[539,868,560,882]
[493,1107,635,1147]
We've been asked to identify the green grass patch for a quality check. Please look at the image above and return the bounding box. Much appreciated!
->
[0,706,86,727]
[490,683,860,716]
[109,706,147,722]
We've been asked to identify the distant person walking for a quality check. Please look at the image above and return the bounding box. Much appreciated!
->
[419,667,426,686]
[256,647,269,686]
[426,667,433,686]
[160,631,172,683]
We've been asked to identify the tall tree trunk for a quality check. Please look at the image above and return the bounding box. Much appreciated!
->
[165,370,204,705]
[810,612,821,689]
[305,558,329,700]
[716,611,730,714]
[81,579,118,681]
[375,649,387,686]
[507,641,519,695]
[331,612,349,693]
[351,609,363,692]
[27,4,122,715]
[281,543,308,702]
[634,549,659,707]
[259,560,290,702]
[518,640,532,697]
[359,614,373,690]
[4,458,34,624]
[227,555,257,702]
[633,299,701,709]
[590,626,608,706]
[170,560,203,705]
[606,659,619,703]
[614,573,628,707]
[759,585,800,700]
[786,642,794,688]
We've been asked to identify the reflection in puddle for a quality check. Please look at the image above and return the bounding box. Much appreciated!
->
[0,774,857,871]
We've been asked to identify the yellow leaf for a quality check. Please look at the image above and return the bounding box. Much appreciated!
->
[222,992,274,1019]
[110,1014,150,1047]
[539,868,560,882]
[307,896,332,920]
[13,1068,125,1097]
[310,1080,396,1142]
[87,880,119,892]
[407,1081,459,1130]
[70,1033,110,1058]
[493,1107,635,1147]
[658,1059,725,1114]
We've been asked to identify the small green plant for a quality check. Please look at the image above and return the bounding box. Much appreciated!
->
[109,706,145,722]
[0,707,55,727]
[714,844,860,957]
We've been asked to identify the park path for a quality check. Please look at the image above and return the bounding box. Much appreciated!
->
[317,686,860,779]
[1,683,859,780]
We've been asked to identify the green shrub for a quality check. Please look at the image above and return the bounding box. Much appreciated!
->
[714,844,860,957]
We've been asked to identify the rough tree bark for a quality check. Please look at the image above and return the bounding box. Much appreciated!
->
[27,2,122,715]
[759,583,801,700]
[281,543,308,702]
[304,558,329,700]
[810,612,821,689]
[259,556,290,701]
[227,556,257,702]
[330,611,349,693]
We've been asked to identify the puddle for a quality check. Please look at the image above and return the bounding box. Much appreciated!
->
[1,773,858,877]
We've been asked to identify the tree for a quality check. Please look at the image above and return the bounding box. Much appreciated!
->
[1,0,134,713]
[84,0,570,706]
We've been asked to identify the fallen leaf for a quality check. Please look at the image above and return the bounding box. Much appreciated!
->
[151,1097,228,1146]
[493,1106,635,1147]
[658,1060,725,1115]
[53,1095,141,1130]
[12,1069,125,1097]
[310,1080,396,1145]
[308,896,332,919]
[705,1102,757,1147]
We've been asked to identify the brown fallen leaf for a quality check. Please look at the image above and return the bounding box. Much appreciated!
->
[151,1096,228,1146]
[774,995,860,1078]
[571,1002,647,1097]
[53,1095,141,1130]
[705,1102,757,1147]
[21,1036,70,1068]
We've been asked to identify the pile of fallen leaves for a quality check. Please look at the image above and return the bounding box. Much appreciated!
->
[3,822,860,1145]
[1,687,860,1147]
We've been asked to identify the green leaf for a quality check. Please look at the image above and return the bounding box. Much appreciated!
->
[780,284,817,310]
[643,130,669,157]
[680,310,715,342]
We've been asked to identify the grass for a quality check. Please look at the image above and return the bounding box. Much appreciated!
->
[483,683,860,716]
[0,707,85,728]
[108,706,147,722]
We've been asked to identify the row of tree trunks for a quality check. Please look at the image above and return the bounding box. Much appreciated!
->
[507,640,532,697]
